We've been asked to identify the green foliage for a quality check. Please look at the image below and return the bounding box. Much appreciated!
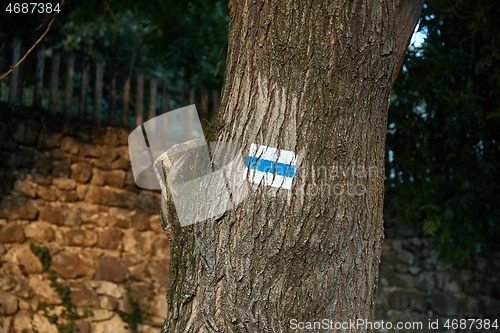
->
[387,0,500,264]
[30,245,93,332]
[118,289,150,333]
[30,243,52,272]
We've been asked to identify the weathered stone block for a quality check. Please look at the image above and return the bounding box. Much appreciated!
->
[13,179,38,198]
[0,316,12,332]
[29,276,62,305]
[3,244,43,274]
[74,320,91,333]
[37,132,63,149]
[95,257,129,283]
[32,313,58,333]
[0,196,37,220]
[129,282,152,307]
[0,222,25,243]
[37,185,57,201]
[60,136,79,154]
[0,291,18,315]
[47,148,65,160]
[80,143,101,157]
[33,155,53,175]
[52,178,77,190]
[92,145,130,170]
[71,162,93,183]
[98,295,118,310]
[109,207,132,228]
[431,292,457,316]
[12,277,30,298]
[65,228,98,247]
[105,169,126,188]
[123,229,153,256]
[103,128,119,147]
[96,227,122,250]
[388,289,410,310]
[24,221,55,242]
[70,286,97,307]
[136,191,161,213]
[154,294,168,319]
[39,205,64,225]
[56,189,79,202]
[65,202,101,226]
[153,237,170,259]
[51,159,70,178]
[13,310,33,333]
[91,314,128,333]
[29,173,52,186]
[148,259,170,287]
[149,214,163,234]
[116,128,130,145]
[0,274,16,291]
[93,281,123,298]
[51,251,95,279]
[479,298,500,317]
[457,296,478,317]
[76,184,89,200]
[90,168,106,185]
[410,292,428,312]
[85,185,137,208]
[132,210,150,231]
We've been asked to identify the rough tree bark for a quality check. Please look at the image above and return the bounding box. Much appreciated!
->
[161,0,423,332]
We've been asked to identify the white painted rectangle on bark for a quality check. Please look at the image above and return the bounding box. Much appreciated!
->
[244,143,297,189]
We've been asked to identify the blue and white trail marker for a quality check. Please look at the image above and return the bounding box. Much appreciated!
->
[244,143,297,189]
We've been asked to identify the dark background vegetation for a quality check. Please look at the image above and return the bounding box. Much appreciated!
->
[1,0,499,265]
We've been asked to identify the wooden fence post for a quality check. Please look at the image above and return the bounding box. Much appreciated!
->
[148,74,157,120]
[200,86,209,120]
[16,46,26,102]
[0,33,5,101]
[8,38,22,107]
[182,85,195,136]
[122,75,131,127]
[211,89,219,116]
[188,85,195,105]
[0,33,4,78]
[161,77,169,114]
[94,61,104,128]
[49,49,60,114]
[64,52,75,118]
[33,44,45,109]
[79,56,90,121]
[135,69,144,126]
[108,66,117,126]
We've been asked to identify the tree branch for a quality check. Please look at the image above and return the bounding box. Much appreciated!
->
[390,0,426,88]
[0,0,64,81]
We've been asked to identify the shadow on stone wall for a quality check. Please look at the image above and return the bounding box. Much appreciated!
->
[375,223,500,333]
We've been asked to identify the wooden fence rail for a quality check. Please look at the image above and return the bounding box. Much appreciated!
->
[0,37,220,129]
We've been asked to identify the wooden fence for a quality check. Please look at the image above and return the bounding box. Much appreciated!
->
[0,37,220,129]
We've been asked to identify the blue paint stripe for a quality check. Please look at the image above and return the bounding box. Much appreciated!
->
[245,156,295,177]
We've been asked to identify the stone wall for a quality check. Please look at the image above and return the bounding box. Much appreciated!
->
[0,107,499,333]
[0,107,168,333]
[374,224,500,332]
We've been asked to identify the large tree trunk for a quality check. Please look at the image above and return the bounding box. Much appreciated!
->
[162,1,423,332]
